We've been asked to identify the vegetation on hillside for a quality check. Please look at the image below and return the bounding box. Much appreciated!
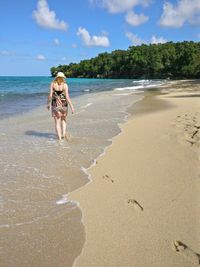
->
[50,41,200,79]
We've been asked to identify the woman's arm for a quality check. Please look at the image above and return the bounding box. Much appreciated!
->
[64,83,75,114]
[47,82,53,110]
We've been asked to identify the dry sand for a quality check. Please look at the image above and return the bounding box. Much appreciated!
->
[68,80,200,267]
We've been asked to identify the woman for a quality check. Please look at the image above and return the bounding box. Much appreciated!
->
[47,72,75,140]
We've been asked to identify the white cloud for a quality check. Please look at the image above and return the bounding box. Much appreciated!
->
[90,0,150,13]
[53,39,60,45]
[159,0,200,28]
[126,32,167,45]
[150,35,167,44]
[33,0,68,31]
[90,0,149,27]
[77,27,110,47]
[126,32,145,45]
[125,10,149,26]
[36,54,46,60]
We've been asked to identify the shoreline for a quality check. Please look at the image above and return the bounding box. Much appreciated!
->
[68,80,200,267]
[0,81,146,266]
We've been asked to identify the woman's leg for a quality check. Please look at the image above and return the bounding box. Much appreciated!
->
[54,115,62,140]
[61,115,67,138]
[61,108,68,138]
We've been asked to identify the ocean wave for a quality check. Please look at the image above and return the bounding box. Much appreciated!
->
[132,79,150,84]
[114,81,166,91]
[114,85,144,91]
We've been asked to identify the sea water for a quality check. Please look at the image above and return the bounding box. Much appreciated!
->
[0,77,166,266]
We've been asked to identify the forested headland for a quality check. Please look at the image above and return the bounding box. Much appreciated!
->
[50,41,200,79]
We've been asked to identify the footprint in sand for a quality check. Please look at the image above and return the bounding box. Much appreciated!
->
[175,113,200,147]
[127,199,143,212]
[102,174,114,183]
[172,240,200,265]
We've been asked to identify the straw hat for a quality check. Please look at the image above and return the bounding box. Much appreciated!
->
[56,72,66,78]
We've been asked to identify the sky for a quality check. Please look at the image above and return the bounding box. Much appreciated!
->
[0,0,199,76]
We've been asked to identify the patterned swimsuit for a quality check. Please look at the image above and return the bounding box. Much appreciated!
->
[51,84,68,116]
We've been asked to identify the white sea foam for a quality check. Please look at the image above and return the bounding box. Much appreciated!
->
[114,81,166,91]
[56,194,68,205]
[145,84,162,88]
[56,194,77,206]
[74,102,94,115]
[132,79,150,83]
[80,102,93,109]
[114,85,144,91]
[81,166,90,177]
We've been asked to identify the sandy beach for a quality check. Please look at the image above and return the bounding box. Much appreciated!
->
[68,80,200,267]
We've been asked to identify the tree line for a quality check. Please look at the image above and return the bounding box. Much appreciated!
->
[50,41,200,79]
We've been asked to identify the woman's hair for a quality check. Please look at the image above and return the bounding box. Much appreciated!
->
[53,77,66,84]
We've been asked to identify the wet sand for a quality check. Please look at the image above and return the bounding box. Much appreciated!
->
[68,80,200,267]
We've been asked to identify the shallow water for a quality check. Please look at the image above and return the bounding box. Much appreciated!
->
[0,76,165,118]
[0,86,146,266]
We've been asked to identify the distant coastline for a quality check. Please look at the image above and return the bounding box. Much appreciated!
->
[50,41,200,80]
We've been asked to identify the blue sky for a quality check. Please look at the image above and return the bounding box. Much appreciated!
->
[0,0,199,76]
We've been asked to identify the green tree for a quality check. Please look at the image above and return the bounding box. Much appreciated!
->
[50,41,200,79]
